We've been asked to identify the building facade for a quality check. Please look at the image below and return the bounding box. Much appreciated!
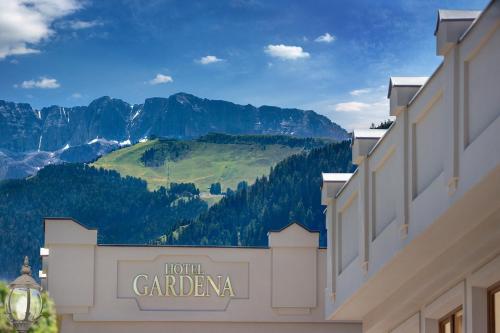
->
[322,1,500,332]
[41,218,359,333]
[41,1,499,332]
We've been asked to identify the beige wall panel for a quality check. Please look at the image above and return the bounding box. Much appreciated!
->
[339,195,359,273]
[372,148,397,238]
[272,247,317,308]
[413,94,445,196]
[465,27,500,144]
[48,245,94,311]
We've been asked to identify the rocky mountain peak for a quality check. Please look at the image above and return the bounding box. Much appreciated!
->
[1,93,349,155]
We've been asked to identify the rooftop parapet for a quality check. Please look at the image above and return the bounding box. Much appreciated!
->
[388,77,428,116]
[351,129,387,165]
[435,9,480,55]
[321,173,352,204]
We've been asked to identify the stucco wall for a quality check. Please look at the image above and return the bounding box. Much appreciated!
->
[43,219,360,332]
[323,1,500,331]
[59,316,361,333]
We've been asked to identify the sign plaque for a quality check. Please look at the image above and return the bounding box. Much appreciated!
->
[132,263,235,298]
[117,256,249,311]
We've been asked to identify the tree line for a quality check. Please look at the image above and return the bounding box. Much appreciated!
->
[140,139,190,167]
[158,141,354,247]
[197,132,332,149]
[0,164,207,279]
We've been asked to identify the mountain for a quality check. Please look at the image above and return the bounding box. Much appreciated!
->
[0,163,208,280]
[0,93,348,154]
[0,138,122,180]
[155,141,354,247]
[0,94,348,180]
[127,94,347,141]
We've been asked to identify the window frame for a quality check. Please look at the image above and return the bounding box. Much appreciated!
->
[488,281,500,333]
[439,306,463,333]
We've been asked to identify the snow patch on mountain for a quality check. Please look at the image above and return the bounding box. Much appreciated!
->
[119,139,131,146]
[131,110,141,121]
[37,135,43,152]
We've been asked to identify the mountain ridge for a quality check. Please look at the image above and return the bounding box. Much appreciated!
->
[0,92,348,154]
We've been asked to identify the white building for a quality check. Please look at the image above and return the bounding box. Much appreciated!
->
[322,1,500,332]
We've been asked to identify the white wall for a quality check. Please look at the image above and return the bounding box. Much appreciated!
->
[324,2,500,331]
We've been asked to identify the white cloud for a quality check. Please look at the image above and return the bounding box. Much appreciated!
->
[315,33,336,43]
[16,77,60,89]
[350,88,371,96]
[264,44,310,60]
[198,55,223,64]
[149,74,173,85]
[303,83,391,130]
[71,92,82,98]
[60,19,104,30]
[335,98,390,129]
[334,101,371,112]
[0,0,82,59]
[4,46,40,57]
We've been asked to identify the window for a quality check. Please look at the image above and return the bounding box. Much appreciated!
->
[489,282,500,333]
[439,307,463,333]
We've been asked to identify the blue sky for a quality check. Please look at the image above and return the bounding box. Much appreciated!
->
[0,0,489,130]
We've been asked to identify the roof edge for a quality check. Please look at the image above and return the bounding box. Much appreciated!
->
[268,221,320,234]
[434,9,482,35]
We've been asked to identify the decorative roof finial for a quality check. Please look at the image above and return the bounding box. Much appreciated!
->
[20,256,31,276]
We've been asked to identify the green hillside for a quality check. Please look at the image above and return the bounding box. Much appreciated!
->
[92,137,310,197]
[155,141,354,247]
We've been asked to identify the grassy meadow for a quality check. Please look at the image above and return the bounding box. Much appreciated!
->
[92,139,304,198]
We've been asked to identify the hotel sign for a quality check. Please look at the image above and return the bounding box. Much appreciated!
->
[132,263,235,297]
[117,256,249,311]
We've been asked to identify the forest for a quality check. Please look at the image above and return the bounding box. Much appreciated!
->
[0,164,207,279]
[140,139,191,167]
[157,141,354,247]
